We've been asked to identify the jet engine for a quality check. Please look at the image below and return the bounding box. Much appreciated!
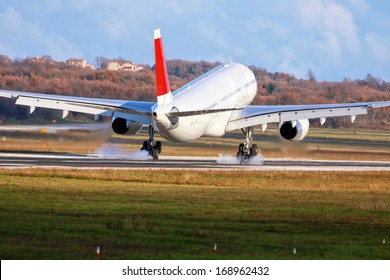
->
[279,119,309,141]
[111,117,143,135]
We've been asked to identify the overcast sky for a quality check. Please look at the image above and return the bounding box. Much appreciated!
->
[0,0,389,81]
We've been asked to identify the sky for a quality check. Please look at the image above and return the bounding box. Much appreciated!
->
[0,0,389,81]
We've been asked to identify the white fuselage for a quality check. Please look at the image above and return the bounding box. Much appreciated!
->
[152,62,257,142]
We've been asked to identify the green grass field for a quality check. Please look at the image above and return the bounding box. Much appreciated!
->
[1,169,389,260]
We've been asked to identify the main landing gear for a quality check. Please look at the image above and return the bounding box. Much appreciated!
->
[236,127,258,163]
[140,125,162,160]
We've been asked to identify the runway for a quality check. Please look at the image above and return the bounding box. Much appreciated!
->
[0,152,389,171]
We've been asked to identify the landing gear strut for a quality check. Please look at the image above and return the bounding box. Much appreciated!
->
[140,125,162,160]
[236,127,258,163]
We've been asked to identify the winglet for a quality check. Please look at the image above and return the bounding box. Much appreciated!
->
[154,28,173,105]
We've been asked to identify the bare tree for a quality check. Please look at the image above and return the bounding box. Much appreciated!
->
[94,56,110,69]
[306,68,317,82]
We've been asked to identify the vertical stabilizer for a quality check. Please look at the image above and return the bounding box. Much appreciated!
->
[154,28,173,105]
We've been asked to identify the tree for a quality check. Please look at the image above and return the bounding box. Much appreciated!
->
[364,73,382,90]
[306,68,317,82]
[94,56,110,69]
[262,82,276,94]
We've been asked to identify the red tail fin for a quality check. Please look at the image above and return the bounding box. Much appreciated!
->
[154,28,172,105]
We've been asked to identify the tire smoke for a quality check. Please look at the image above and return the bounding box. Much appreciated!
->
[94,145,150,160]
[216,154,264,165]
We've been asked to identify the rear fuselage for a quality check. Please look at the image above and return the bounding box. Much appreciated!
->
[152,62,257,142]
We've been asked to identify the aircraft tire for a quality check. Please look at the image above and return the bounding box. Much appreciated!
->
[155,141,162,154]
[250,144,258,157]
[152,148,159,160]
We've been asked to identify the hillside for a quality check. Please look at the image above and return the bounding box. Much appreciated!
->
[0,55,389,129]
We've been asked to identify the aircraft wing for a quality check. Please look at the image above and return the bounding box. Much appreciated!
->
[226,101,390,131]
[0,89,154,124]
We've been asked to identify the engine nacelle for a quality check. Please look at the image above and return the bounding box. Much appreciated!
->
[111,118,143,135]
[279,119,310,141]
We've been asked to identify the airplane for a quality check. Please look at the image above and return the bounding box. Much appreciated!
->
[1,28,390,162]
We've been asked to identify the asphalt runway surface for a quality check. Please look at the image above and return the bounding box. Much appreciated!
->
[0,152,389,171]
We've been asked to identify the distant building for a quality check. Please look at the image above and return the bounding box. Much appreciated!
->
[66,58,95,70]
[107,61,143,72]
[31,56,52,64]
